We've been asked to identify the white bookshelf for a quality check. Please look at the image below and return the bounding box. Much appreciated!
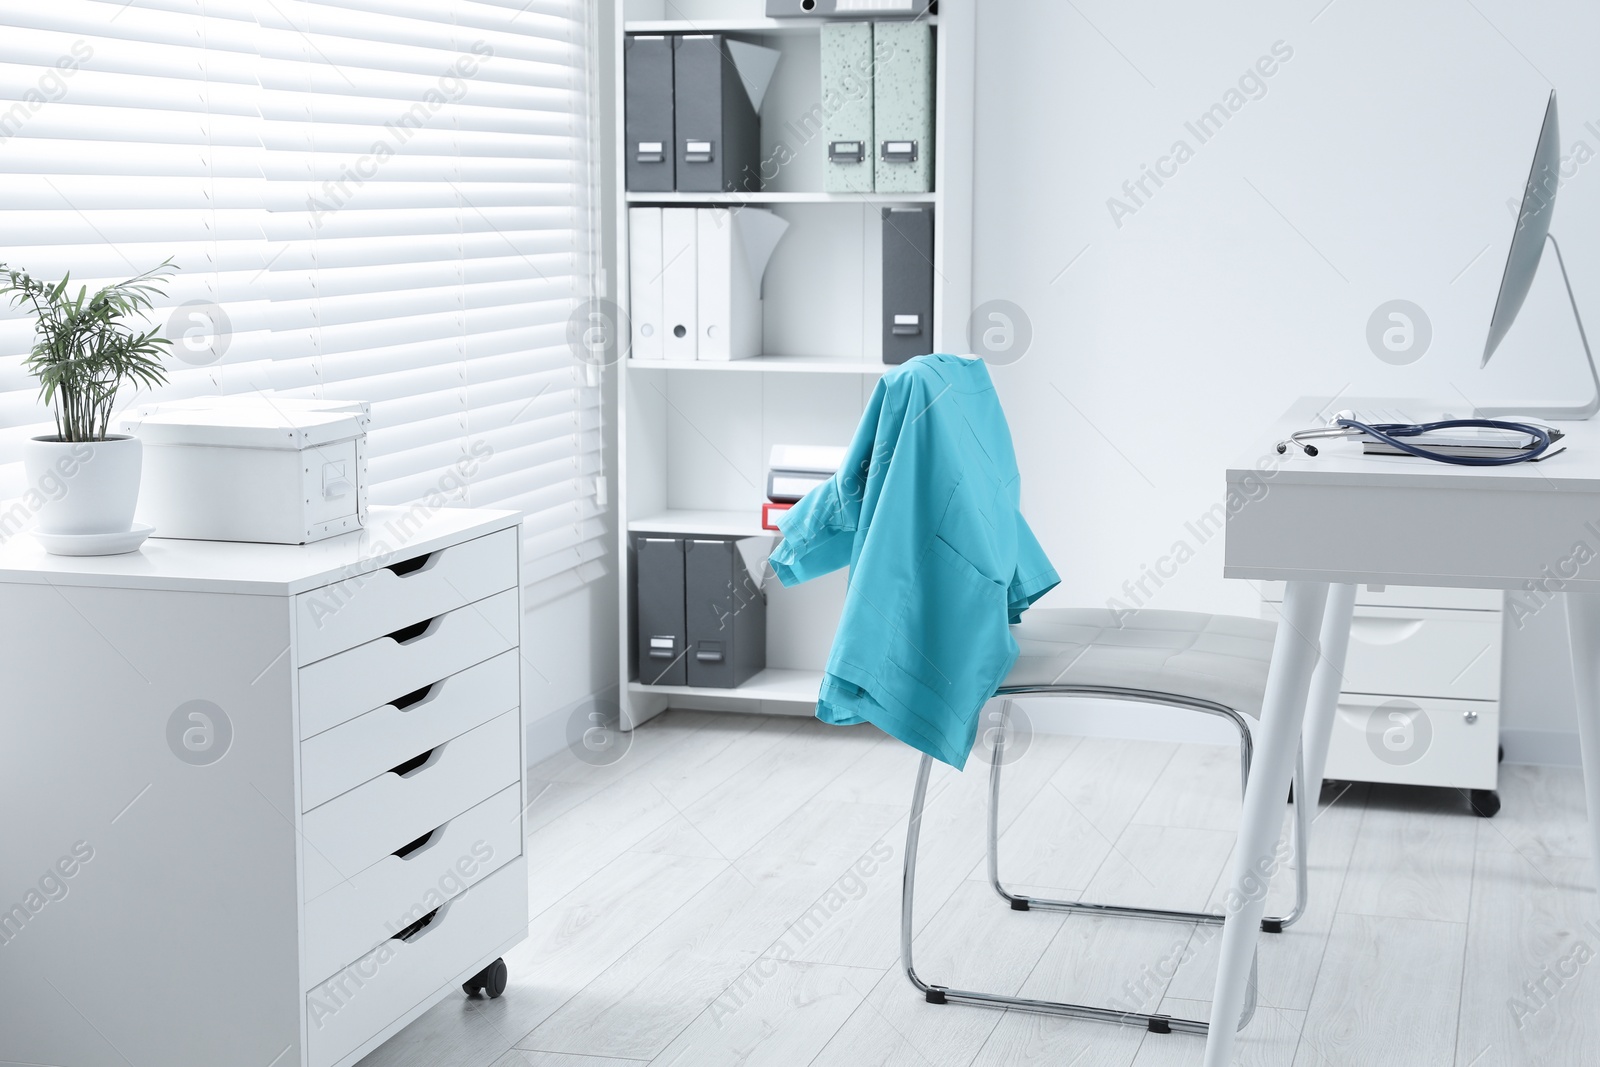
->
[613,0,975,726]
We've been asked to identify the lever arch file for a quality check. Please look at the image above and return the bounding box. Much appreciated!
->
[695,207,790,360]
[674,34,780,193]
[628,207,664,360]
[882,205,934,365]
[636,537,688,686]
[624,35,675,191]
[684,538,767,688]
[661,207,699,360]
[821,23,874,193]
[872,21,934,193]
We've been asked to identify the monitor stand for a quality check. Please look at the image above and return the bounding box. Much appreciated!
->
[1477,232,1600,422]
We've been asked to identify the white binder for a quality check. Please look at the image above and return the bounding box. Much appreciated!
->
[661,207,698,361]
[695,207,789,361]
[628,207,663,360]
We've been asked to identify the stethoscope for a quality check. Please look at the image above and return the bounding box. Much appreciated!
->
[1277,413,1562,466]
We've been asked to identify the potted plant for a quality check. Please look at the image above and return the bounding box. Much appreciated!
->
[1,260,176,540]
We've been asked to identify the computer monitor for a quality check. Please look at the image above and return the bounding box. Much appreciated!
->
[1477,89,1599,420]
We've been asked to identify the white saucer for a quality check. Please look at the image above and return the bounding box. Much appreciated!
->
[33,523,156,556]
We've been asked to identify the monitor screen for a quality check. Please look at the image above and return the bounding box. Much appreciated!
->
[1482,90,1560,367]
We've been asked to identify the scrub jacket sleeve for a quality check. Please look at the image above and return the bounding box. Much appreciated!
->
[768,386,886,587]
[1008,511,1061,624]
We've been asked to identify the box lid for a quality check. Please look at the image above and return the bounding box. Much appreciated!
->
[118,396,369,450]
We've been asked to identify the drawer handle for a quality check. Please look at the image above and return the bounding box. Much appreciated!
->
[1348,617,1425,645]
[386,552,436,578]
[393,822,445,860]
[389,744,444,779]
[393,900,452,943]
[387,615,443,645]
[391,682,438,711]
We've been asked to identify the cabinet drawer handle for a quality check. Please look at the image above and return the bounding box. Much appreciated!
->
[393,823,444,859]
[386,552,436,578]
[388,743,445,779]
[393,900,452,943]
[1348,617,1425,645]
[387,615,443,645]
[390,682,438,711]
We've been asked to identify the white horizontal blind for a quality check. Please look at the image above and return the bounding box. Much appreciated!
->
[0,0,606,601]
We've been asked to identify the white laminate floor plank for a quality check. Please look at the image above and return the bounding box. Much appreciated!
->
[1132,742,1248,833]
[783,734,1080,970]
[489,1051,647,1067]
[1165,782,1370,1012]
[517,798,906,1060]
[1476,763,1592,868]
[1290,913,1466,1067]
[648,960,873,1067]
[1337,784,1478,923]
[1454,852,1600,1066]
[807,880,1067,1067]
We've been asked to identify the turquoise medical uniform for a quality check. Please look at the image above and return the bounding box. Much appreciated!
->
[769,354,1059,769]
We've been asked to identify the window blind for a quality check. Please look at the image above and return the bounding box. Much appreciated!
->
[0,0,606,604]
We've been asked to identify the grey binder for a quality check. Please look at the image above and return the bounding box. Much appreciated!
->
[684,538,767,688]
[674,34,767,194]
[624,35,675,192]
[881,206,934,365]
[636,537,687,685]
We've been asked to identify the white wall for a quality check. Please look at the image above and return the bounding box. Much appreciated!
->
[971,0,1600,762]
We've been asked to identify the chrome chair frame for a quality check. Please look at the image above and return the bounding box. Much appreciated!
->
[901,684,1311,1036]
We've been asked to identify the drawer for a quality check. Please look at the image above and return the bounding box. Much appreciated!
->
[1258,581,1501,612]
[1341,606,1501,701]
[1323,693,1499,790]
[299,587,519,740]
[297,527,517,665]
[303,782,522,988]
[306,854,528,1067]
[302,710,520,901]
[301,650,519,811]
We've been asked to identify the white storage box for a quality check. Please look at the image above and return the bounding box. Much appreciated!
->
[117,397,370,544]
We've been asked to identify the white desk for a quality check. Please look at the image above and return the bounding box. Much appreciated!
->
[1207,398,1600,1065]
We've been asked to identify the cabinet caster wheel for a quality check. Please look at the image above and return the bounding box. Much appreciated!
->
[1470,789,1501,818]
[1499,744,1505,764]
[462,958,508,999]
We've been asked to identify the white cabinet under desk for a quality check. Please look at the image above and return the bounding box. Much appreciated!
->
[1259,581,1503,809]
[0,506,528,1067]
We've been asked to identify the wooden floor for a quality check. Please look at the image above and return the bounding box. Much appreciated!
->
[355,710,1599,1067]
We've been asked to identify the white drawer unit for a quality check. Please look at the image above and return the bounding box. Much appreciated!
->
[0,506,527,1067]
[1261,582,1504,813]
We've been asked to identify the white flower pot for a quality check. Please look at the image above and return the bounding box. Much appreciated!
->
[22,435,143,536]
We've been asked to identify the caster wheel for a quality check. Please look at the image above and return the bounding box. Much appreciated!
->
[1499,744,1505,764]
[1470,789,1501,818]
[464,958,507,999]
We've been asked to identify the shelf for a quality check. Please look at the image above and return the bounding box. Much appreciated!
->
[629,667,823,703]
[624,191,938,205]
[629,509,772,537]
[627,354,890,374]
[625,16,936,36]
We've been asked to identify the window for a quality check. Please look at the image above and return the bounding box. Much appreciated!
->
[0,0,605,604]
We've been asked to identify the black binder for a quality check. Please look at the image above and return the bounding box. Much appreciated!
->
[635,537,687,685]
[882,206,935,365]
[684,538,766,688]
[673,34,762,194]
[624,35,675,191]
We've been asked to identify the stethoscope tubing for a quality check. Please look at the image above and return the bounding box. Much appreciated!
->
[1277,418,1555,466]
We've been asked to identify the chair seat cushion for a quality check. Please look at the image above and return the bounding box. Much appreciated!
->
[1004,609,1279,719]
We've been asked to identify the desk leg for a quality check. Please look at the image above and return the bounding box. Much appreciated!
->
[1302,584,1357,793]
[1204,580,1329,1067]
[1563,593,1600,902]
